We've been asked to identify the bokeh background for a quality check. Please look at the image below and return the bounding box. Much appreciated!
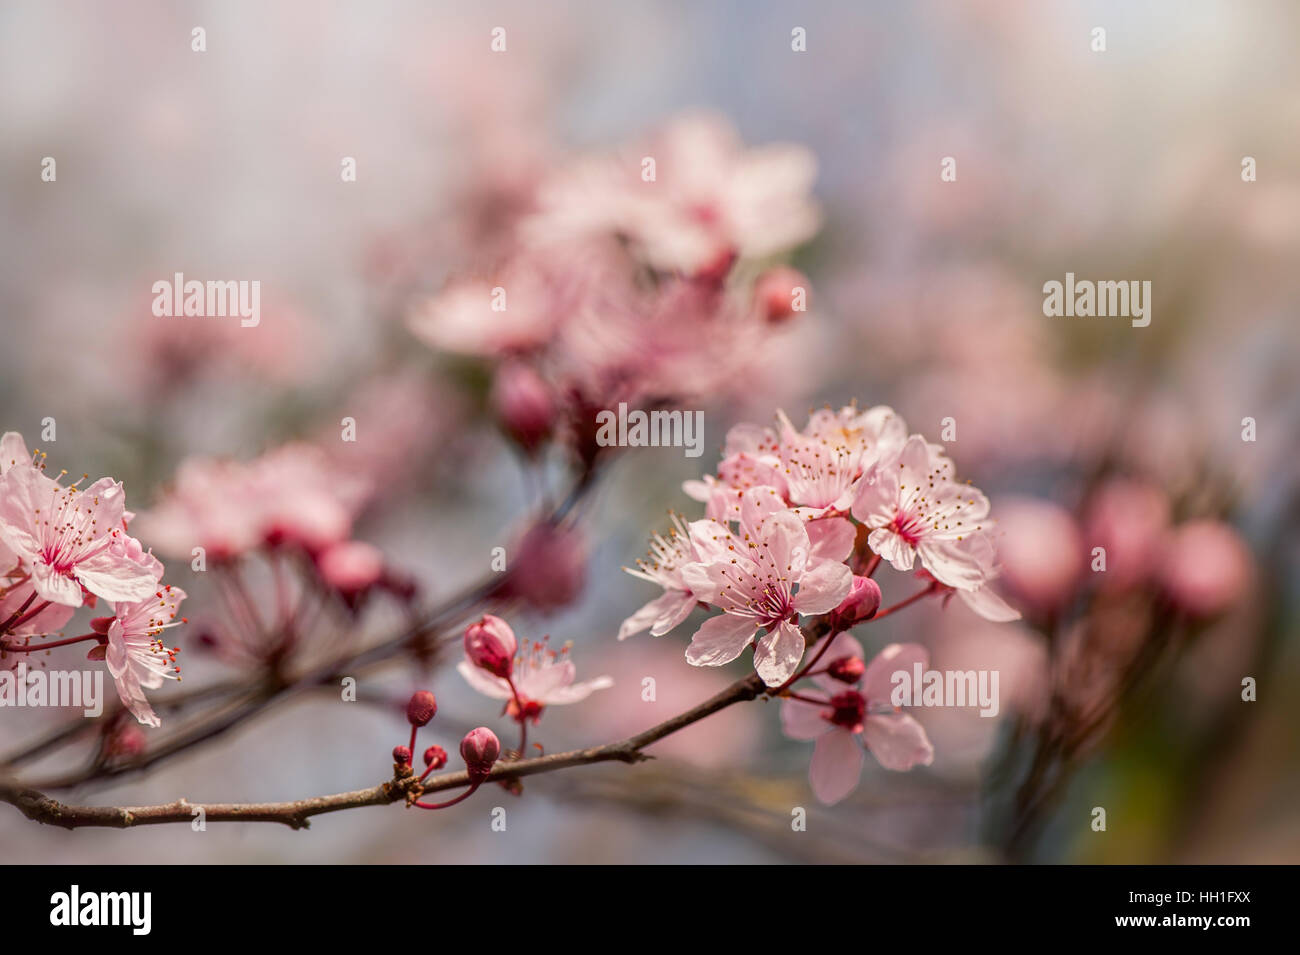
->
[1,0,1297,863]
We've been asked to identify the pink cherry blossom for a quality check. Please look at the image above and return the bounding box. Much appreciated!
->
[0,458,159,609]
[679,486,853,686]
[618,512,703,641]
[851,434,991,591]
[781,636,934,804]
[105,585,186,727]
[458,636,612,723]
[525,112,820,275]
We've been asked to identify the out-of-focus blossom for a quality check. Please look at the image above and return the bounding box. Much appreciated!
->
[496,521,587,613]
[1159,520,1252,618]
[491,361,555,454]
[104,585,186,727]
[139,442,370,560]
[781,636,934,804]
[994,497,1085,613]
[753,266,811,324]
[1085,480,1171,591]
[524,112,820,275]
[458,635,612,723]
[316,540,385,598]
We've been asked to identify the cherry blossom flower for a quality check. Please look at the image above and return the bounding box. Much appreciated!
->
[679,486,853,686]
[525,112,820,275]
[458,635,612,723]
[104,585,186,727]
[850,434,992,591]
[618,512,703,641]
[0,454,159,608]
[781,636,934,804]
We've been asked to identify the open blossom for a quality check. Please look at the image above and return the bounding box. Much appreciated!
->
[0,435,159,609]
[851,434,992,592]
[618,512,702,641]
[781,636,934,805]
[524,112,820,275]
[138,442,370,561]
[104,585,186,727]
[685,404,907,519]
[458,635,612,723]
[679,486,853,686]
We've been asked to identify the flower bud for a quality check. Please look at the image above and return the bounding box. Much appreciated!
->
[492,362,555,454]
[832,575,881,628]
[497,523,587,612]
[754,266,810,324]
[460,727,501,779]
[317,540,385,597]
[826,655,866,684]
[1158,520,1251,618]
[405,690,438,727]
[392,745,412,766]
[423,745,448,770]
[464,615,517,679]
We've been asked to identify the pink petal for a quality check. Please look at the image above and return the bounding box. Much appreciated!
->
[685,613,758,668]
[456,660,513,701]
[861,643,929,703]
[752,619,805,686]
[780,695,831,740]
[806,516,855,562]
[809,728,865,804]
[791,558,853,615]
[863,713,934,771]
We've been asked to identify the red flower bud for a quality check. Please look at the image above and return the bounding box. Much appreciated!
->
[405,690,438,727]
[392,745,412,766]
[463,615,517,679]
[460,727,501,779]
[492,362,555,454]
[832,575,882,628]
[423,745,448,770]
[826,655,866,684]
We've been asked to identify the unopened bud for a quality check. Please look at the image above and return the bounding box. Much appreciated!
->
[460,727,501,779]
[405,690,438,727]
[464,615,517,679]
[826,655,866,684]
[754,266,810,324]
[423,745,448,770]
[492,362,555,454]
[392,745,412,766]
[832,575,882,628]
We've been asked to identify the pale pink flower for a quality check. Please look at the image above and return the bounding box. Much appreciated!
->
[525,112,820,275]
[458,636,612,723]
[105,585,186,727]
[316,540,385,597]
[781,637,934,804]
[618,512,703,641]
[1085,479,1170,591]
[679,486,853,686]
[0,461,159,608]
[850,434,991,591]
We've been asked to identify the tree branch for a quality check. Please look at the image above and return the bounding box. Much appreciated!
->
[0,673,766,831]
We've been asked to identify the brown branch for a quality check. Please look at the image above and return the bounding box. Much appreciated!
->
[0,673,766,831]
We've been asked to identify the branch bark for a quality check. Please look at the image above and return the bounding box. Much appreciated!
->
[0,673,766,831]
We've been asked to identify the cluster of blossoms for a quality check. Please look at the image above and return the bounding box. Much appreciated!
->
[407,113,820,466]
[385,615,610,809]
[619,404,1020,803]
[0,432,185,727]
[135,442,411,665]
